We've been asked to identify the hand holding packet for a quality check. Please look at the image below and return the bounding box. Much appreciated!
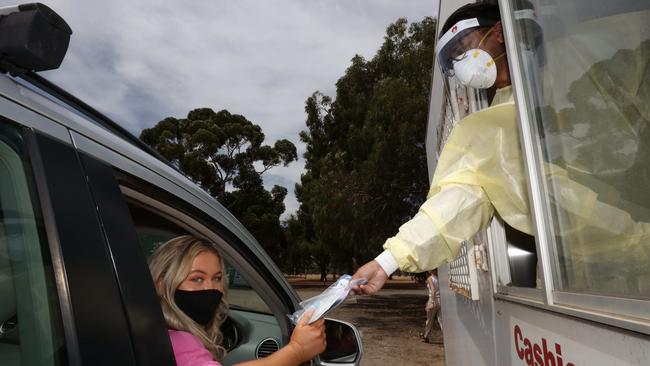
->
[289,275,367,324]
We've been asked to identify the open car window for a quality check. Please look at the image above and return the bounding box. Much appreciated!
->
[125,200,273,315]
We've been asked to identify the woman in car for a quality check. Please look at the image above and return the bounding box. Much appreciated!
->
[148,235,326,366]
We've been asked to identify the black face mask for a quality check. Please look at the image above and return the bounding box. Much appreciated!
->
[174,289,223,326]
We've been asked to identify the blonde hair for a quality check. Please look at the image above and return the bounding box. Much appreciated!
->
[148,235,229,360]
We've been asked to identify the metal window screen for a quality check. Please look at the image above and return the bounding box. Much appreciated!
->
[436,80,487,302]
[448,241,480,300]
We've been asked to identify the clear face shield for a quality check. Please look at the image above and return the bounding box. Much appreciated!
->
[436,18,498,127]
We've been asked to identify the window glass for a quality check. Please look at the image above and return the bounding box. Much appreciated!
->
[224,264,271,314]
[505,224,538,288]
[510,1,650,298]
[0,124,67,365]
[126,202,272,314]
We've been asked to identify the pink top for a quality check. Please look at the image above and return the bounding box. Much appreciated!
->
[168,329,223,366]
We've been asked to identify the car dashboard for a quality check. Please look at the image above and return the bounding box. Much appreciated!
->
[221,308,283,365]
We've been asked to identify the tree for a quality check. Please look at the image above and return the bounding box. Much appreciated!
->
[140,108,297,261]
[283,214,313,275]
[291,17,437,277]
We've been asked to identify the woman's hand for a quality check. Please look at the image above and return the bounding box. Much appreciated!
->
[287,309,326,363]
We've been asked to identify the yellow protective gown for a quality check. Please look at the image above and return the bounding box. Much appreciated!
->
[383,87,530,273]
[384,87,650,274]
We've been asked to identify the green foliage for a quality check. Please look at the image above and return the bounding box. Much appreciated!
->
[140,108,297,262]
[291,17,437,276]
[139,17,436,274]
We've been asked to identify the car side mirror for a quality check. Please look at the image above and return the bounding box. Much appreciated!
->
[317,318,363,366]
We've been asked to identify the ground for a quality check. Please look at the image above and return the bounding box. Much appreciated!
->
[291,276,446,366]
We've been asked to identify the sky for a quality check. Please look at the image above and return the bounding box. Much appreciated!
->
[19,0,437,219]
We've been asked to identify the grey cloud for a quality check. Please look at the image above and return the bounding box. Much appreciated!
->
[25,0,436,218]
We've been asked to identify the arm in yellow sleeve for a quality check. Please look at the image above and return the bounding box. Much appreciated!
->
[382,183,494,273]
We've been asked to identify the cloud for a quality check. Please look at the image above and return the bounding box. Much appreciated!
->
[24,0,436,218]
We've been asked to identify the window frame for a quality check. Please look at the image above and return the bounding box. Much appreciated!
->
[116,174,297,339]
[497,0,650,335]
[69,128,299,316]
[487,217,544,302]
[122,188,274,315]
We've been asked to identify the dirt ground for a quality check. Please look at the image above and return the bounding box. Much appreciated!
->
[296,287,446,366]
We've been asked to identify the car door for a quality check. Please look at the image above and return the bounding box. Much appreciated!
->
[0,116,157,366]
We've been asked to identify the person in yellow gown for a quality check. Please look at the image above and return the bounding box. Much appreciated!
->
[352,3,650,296]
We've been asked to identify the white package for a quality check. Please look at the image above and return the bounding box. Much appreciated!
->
[289,275,366,324]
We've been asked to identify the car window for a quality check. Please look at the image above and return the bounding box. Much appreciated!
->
[224,265,272,314]
[0,123,67,366]
[125,201,273,314]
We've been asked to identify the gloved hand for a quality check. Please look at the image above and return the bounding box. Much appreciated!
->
[286,309,326,363]
[351,260,388,295]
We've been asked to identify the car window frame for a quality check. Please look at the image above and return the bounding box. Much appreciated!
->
[123,193,274,315]
[114,171,297,340]
[68,127,299,316]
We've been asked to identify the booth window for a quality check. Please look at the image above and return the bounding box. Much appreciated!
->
[510,0,650,300]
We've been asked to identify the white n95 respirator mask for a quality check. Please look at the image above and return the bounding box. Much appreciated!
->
[452,48,499,89]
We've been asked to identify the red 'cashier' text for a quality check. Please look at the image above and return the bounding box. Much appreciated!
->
[513,325,576,366]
